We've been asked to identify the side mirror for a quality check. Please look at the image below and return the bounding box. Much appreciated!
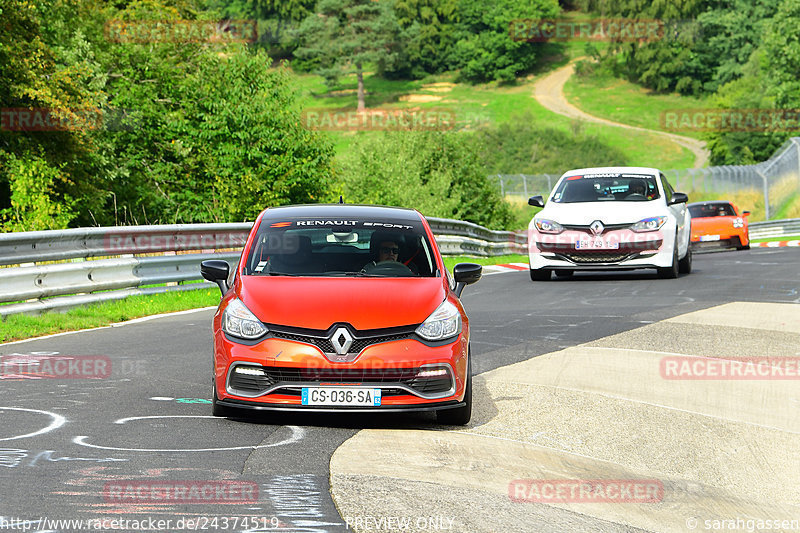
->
[742,211,751,216]
[453,263,482,298]
[528,196,544,208]
[668,192,688,205]
[201,259,230,296]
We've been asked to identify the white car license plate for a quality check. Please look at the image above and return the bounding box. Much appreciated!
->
[576,237,619,250]
[301,387,382,406]
[699,235,720,242]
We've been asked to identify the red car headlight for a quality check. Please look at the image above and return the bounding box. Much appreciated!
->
[416,300,461,341]
[222,299,268,340]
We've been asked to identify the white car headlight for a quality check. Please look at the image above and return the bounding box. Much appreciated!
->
[732,217,744,228]
[223,299,268,340]
[534,218,565,234]
[631,216,667,233]
[416,300,461,341]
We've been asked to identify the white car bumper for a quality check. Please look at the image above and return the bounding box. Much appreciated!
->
[528,226,676,271]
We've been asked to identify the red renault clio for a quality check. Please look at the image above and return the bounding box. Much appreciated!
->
[201,204,482,425]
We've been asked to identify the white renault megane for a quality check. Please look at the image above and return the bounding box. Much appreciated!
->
[527,167,692,281]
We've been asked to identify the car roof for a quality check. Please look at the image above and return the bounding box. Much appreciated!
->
[687,201,733,207]
[560,166,662,177]
[259,203,424,223]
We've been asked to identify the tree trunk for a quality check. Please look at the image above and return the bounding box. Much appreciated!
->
[356,62,365,112]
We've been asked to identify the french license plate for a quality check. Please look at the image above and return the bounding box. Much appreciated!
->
[301,387,382,406]
[576,237,619,250]
[699,235,720,242]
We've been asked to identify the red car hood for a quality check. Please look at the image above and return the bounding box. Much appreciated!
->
[238,276,448,330]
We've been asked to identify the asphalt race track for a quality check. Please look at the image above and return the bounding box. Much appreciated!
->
[1,247,798,533]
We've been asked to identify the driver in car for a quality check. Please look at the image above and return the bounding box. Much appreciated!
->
[363,233,418,274]
[376,239,400,263]
[625,179,647,199]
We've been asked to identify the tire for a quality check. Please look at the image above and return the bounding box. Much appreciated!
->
[437,353,472,426]
[657,238,679,279]
[212,381,233,418]
[678,243,692,274]
[554,270,574,278]
[530,268,551,281]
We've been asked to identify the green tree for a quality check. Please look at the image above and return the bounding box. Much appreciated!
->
[1,155,76,231]
[100,2,335,223]
[340,131,512,229]
[703,0,800,165]
[294,0,402,111]
[762,0,800,110]
[451,0,560,83]
[589,0,781,96]
[0,0,109,230]
[389,0,458,77]
[472,114,628,174]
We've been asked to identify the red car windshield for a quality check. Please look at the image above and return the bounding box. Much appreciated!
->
[242,219,437,277]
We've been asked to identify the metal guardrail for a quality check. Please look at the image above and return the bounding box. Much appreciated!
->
[749,219,800,240]
[0,224,251,266]
[2,216,793,317]
[0,218,525,317]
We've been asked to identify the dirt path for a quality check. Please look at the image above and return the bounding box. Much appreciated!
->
[533,61,710,169]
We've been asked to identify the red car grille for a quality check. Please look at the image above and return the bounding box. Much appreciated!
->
[229,366,453,397]
[269,326,415,355]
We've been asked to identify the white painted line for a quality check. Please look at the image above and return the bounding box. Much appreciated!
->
[73,420,305,452]
[0,407,66,441]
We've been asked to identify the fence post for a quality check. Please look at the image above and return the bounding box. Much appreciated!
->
[757,169,770,221]
[792,139,800,200]
[521,174,528,198]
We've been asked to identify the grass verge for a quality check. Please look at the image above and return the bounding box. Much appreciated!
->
[1,255,528,343]
[443,255,528,271]
[563,69,710,141]
[751,235,800,243]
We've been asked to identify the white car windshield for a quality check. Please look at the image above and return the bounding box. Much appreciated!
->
[551,173,661,203]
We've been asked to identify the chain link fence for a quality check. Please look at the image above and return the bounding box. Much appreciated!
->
[491,137,800,220]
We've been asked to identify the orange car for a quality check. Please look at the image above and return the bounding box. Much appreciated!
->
[200,204,482,425]
[688,201,750,250]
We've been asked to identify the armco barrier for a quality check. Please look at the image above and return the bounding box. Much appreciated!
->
[748,218,800,240]
[3,217,792,317]
[0,218,525,317]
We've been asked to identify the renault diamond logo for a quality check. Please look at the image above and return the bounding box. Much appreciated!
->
[590,220,604,235]
[330,327,353,355]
